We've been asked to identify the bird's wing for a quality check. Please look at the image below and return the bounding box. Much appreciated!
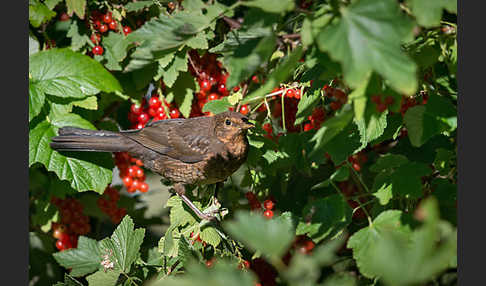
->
[121,118,224,163]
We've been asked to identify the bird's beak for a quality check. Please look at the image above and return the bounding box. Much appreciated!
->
[242,122,255,130]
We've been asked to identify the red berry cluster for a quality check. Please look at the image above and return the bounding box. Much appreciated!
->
[371,94,395,113]
[323,84,348,111]
[347,151,368,172]
[50,197,91,251]
[303,107,326,131]
[245,193,276,219]
[283,235,316,264]
[338,180,371,220]
[97,185,127,224]
[128,94,180,130]
[187,51,234,117]
[87,11,133,56]
[114,152,149,193]
[272,90,301,132]
[399,93,428,115]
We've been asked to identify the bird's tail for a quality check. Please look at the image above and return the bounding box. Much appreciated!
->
[50,126,133,153]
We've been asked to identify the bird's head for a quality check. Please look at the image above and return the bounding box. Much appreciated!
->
[213,111,254,143]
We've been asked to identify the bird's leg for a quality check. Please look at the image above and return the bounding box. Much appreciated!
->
[172,183,216,221]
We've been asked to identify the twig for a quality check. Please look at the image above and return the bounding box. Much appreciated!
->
[222,16,242,29]
[280,33,301,40]
[188,53,201,78]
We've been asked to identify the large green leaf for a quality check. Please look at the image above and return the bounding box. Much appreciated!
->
[29,48,122,99]
[407,0,457,28]
[224,211,294,259]
[347,210,412,279]
[66,0,86,19]
[29,0,56,28]
[28,117,114,194]
[99,216,145,273]
[53,236,102,277]
[86,270,121,286]
[316,0,417,95]
[296,195,352,243]
[29,80,45,122]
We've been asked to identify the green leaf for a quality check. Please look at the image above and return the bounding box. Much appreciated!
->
[102,32,130,71]
[323,122,362,163]
[168,72,196,118]
[29,48,122,99]
[99,216,145,273]
[29,118,114,193]
[29,31,40,55]
[29,80,45,122]
[66,0,86,19]
[225,35,277,88]
[45,0,63,10]
[312,166,350,190]
[200,226,222,247]
[408,0,457,28]
[224,211,294,259]
[67,20,90,51]
[347,210,412,279]
[125,1,156,12]
[29,0,56,28]
[404,94,455,147]
[310,104,354,156]
[125,11,213,71]
[392,162,433,198]
[242,0,295,14]
[166,195,199,228]
[295,89,321,125]
[53,236,102,277]
[186,32,209,49]
[296,195,352,243]
[86,270,120,286]
[160,50,189,88]
[322,273,357,286]
[355,110,388,150]
[202,97,232,114]
[370,154,409,173]
[317,0,417,95]
[71,96,98,110]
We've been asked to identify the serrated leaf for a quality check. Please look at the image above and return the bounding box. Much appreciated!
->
[295,89,321,125]
[125,1,156,12]
[67,20,90,51]
[72,96,98,110]
[392,162,432,198]
[29,0,56,28]
[29,80,45,122]
[199,226,221,247]
[53,236,102,277]
[186,32,209,49]
[323,122,362,163]
[161,51,189,88]
[29,48,122,99]
[317,0,417,95]
[355,110,388,150]
[29,118,114,193]
[53,274,84,286]
[45,0,63,10]
[99,216,145,273]
[202,97,232,114]
[166,196,199,227]
[242,0,295,14]
[102,32,130,71]
[86,270,120,286]
[224,211,294,259]
[66,0,86,19]
[408,0,457,28]
[347,210,412,279]
[296,195,352,243]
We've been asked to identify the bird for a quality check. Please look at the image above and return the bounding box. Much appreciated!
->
[50,110,254,220]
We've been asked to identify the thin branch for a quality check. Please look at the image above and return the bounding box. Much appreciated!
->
[188,53,201,78]
[222,16,242,29]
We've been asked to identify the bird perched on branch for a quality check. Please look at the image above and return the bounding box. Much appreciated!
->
[50,111,254,220]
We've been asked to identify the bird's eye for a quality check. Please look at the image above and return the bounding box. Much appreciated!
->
[225,119,231,126]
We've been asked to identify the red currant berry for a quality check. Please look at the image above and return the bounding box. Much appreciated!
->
[218,84,227,94]
[263,200,275,210]
[371,95,381,104]
[55,240,66,251]
[90,33,101,44]
[170,109,180,118]
[139,182,149,193]
[294,89,301,99]
[285,89,296,98]
[263,210,274,219]
[99,24,108,33]
[303,123,313,132]
[92,45,104,55]
[138,113,149,124]
[233,86,240,92]
[122,176,133,187]
[135,123,144,129]
[123,26,132,35]
[330,101,341,111]
[103,13,112,24]
[376,103,387,113]
[109,20,117,30]
[385,96,394,106]
[130,104,142,115]
[59,12,70,21]
[149,97,161,109]
[135,168,144,178]
[239,104,249,115]
[52,229,64,239]
[200,79,211,92]
[208,93,219,101]
[251,75,259,83]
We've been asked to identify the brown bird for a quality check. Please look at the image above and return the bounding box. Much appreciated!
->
[50,111,254,220]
